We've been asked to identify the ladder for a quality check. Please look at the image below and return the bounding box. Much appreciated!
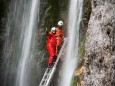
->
[39,38,67,86]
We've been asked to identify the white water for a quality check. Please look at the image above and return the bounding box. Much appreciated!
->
[60,0,83,86]
[16,0,40,86]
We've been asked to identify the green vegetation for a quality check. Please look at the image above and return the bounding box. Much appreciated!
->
[39,0,60,30]
[71,76,77,86]
[78,36,86,67]
[71,36,86,86]
[0,0,7,58]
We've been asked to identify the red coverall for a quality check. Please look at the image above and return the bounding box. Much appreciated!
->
[55,28,64,55]
[46,32,56,64]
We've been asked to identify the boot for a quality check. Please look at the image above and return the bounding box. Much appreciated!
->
[48,63,53,68]
[53,55,57,63]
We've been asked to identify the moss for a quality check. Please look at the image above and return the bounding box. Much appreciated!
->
[39,0,60,29]
[78,36,86,68]
[78,0,91,68]
[80,36,86,57]
[78,0,91,65]
[71,76,78,86]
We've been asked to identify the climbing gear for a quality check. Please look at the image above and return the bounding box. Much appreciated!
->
[51,27,56,31]
[51,27,56,33]
[58,21,63,26]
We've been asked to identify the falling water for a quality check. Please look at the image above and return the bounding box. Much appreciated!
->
[60,0,83,86]
[1,0,40,86]
[15,0,40,86]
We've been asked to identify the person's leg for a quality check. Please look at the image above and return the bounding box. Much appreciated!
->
[56,44,62,55]
[53,55,57,63]
[56,45,58,56]
[48,46,55,67]
[56,38,63,55]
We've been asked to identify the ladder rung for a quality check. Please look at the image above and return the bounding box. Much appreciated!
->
[42,79,48,82]
[46,68,52,73]
[40,79,48,85]
[43,75,49,79]
[41,80,46,85]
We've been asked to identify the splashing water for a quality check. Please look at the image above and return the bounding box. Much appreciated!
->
[60,0,83,86]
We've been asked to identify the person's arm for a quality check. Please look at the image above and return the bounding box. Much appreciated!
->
[46,28,49,36]
[46,28,53,37]
[46,31,49,36]
[49,32,54,37]
[47,32,53,38]
[62,29,64,38]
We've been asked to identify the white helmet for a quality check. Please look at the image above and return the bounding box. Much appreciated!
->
[51,27,56,32]
[58,21,63,26]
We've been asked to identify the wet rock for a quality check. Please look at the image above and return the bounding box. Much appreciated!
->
[83,1,115,86]
[80,0,92,42]
[76,66,84,86]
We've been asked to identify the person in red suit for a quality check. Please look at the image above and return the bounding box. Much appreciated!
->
[55,21,64,55]
[46,27,56,68]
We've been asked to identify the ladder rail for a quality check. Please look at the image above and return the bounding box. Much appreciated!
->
[39,68,52,86]
[39,38,67,86]
[45,39,67,86]
[45,67,56,86]
[54,38,67,67]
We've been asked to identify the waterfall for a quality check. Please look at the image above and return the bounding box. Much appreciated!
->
[15,0,40,86]
[60,0,83,86]
[1,0,40,85]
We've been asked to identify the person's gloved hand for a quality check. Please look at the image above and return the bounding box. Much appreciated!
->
[46,28,48,33]
[46,28,48,35]
[46,28,47,31]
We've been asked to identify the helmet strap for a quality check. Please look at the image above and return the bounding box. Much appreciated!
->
[59,26,63,29]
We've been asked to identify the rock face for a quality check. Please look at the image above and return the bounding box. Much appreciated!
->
[83,0,115,86]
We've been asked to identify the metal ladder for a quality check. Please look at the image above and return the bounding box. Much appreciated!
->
[39,38,67,86]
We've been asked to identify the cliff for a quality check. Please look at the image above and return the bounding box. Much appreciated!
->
[83,0,115,86]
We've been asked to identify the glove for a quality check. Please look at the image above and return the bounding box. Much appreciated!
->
[46,28,48,35]
[46,28,47,31]
[46,28,48,33]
